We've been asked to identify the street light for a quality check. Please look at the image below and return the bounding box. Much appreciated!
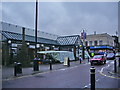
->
[8,40,12,66]
[52,45,55,50]
[41,44,44,47]
[35,0,38,58]
[52,45,55,48]
[8,40,12,53]
[37,44,40,48]
[27,42,30,46]
[8,40,12,44]
[76,46,79,60]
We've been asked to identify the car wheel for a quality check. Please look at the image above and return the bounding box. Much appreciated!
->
[101,61,104,65]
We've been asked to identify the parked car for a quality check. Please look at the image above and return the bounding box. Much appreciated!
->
[106,53,115,60]
[115,52,120,57]
[90,55,106,65]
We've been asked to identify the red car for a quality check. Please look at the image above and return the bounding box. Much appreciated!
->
[90,55,106,65]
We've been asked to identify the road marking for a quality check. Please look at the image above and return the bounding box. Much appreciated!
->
[60,69,66,71]
[96,79,99,82]
[99,62,120,79]
[106,61,109,63]
[83,85,88,89]
[99,71,120,79]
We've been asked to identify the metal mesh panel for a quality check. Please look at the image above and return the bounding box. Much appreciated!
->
[57,35,80,45]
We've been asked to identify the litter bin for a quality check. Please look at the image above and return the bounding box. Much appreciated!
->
[16,62,22,74]
[33,57,40,71]
[14,62,22,76]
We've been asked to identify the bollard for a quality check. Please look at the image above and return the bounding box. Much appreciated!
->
[88,57,89,62]
[50,59,52,70]
[14,62,17,76]
[90,67,95,90]
[114,59,117,73]
[118,57,120,67]
[68,58,70,67]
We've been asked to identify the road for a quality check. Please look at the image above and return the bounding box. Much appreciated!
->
[2,60,120,88]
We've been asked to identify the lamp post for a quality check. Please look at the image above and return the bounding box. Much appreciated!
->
[35,0,38,58]
[80,29,86,60]
[27,42,30,62]
[8,40,12,55]
[52,45,55,50]
[33,0,39,71]
[27,42,30,46]
[41,44,44,51]
[8,40,12,65]
[8,40,12,44]
[76,46,79,60]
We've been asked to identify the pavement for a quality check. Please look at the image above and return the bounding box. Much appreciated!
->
[99,60,120,80]
[2,58,120,81]
[2,59,89,80]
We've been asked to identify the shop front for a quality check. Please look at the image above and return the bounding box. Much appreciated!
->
[88,45,114,56]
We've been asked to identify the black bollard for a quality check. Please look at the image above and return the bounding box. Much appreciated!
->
[68,58,70,67]
[50,60,52,70]
[118,57,120,67]
[14,62,17,76]
[114,59,117,73]
[88,57,89,62]
[90,67,95,90]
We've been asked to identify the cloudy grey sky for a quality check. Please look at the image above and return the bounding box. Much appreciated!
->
[2,2,118,36]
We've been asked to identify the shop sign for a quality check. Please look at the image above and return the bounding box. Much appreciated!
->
[90,46,113,49]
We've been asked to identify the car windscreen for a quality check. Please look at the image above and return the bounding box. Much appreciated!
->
[93,55,102,59]
[107,53,114,57]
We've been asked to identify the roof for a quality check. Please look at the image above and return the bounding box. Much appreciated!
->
[37,51,71,54]
[2,31,59,45]
[1,22,59,40]
[87,33,112,38]
[2,31,82,46]
[57,35,82,46]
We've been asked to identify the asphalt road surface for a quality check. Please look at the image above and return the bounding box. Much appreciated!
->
[2,60,120,88]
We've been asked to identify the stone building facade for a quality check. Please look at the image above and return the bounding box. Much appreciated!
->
[85,33,115,55]
[85,33,114,47]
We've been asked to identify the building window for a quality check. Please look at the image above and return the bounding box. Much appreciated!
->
[99,40,103,45]
[85,41,88,46]
[89,41,92,46]
[94,40,97,46]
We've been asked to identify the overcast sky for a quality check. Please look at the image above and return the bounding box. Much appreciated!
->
[1,2,118,36]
